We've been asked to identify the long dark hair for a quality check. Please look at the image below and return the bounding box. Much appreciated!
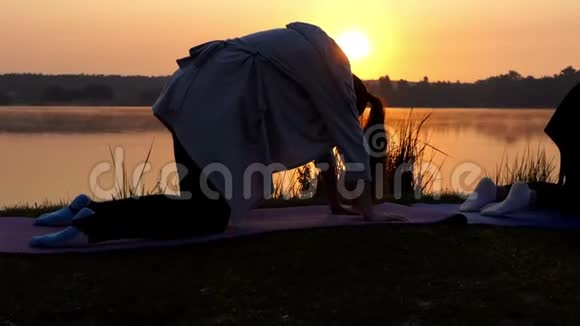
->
[353,74,387,198]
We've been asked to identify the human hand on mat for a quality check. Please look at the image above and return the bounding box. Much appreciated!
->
[352,181,385,222]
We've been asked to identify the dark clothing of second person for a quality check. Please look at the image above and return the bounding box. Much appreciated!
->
[73,135,230,243]
[536,81,580,214]
[498,182,576,214]
[544,82,580,196]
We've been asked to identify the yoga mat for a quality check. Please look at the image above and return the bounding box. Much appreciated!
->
[413,203,580,229]
[0,202,464,255]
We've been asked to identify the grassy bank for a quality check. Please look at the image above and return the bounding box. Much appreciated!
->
[1,224,579,325]
[0,202,65,218]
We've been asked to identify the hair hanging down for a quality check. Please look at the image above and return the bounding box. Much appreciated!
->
[353,74,387,197]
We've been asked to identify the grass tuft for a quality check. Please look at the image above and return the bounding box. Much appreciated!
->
[108,141,165,200]
[384,109,447,199]
[489,144,557,185]
[272,109,449,204]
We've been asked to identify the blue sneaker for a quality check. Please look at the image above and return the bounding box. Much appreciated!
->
[35,194,92,227]
[30,208,95,248]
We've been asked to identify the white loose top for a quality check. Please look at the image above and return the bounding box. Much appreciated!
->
[153,22,371,224]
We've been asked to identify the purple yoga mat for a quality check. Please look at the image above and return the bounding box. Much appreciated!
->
[0,203,461,255]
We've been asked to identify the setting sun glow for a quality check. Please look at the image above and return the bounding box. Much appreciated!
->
[335,30,371,62]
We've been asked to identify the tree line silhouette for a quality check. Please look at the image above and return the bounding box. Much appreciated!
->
[1,67,579,108]
[367,66,580,108]
[0,74,167,106]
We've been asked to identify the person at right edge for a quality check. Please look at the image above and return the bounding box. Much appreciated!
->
[460,82,580,217]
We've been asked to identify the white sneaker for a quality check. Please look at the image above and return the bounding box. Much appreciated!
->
[481,182,532,217]
[35,194,91,227]
[459,177,498,212]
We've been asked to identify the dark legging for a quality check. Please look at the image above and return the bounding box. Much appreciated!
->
[73,135,231,243]
[497,182,575,213]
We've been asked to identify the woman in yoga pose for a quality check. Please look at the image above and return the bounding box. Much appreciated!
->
[31,22,389,248]
[460,81,580,216]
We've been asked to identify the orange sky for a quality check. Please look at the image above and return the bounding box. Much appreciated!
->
[1,0,579,81]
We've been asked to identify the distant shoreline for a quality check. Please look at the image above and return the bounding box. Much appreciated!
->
[1,68,578,108]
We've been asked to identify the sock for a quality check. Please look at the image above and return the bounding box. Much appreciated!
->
[29,226,89,248]
[459,177,498,212]
[30,208,95,248]
[35,194,91,227]
[481,182,532,217]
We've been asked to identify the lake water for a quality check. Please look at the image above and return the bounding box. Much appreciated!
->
[0,106,559,206]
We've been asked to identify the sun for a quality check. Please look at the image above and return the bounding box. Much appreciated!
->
[335,30,370,62]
